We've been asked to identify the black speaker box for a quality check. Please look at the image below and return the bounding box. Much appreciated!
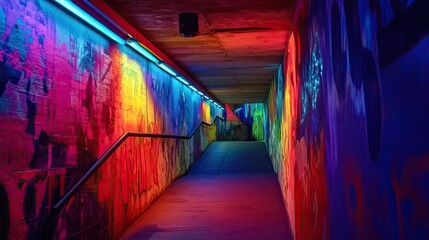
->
[179,12,199,37]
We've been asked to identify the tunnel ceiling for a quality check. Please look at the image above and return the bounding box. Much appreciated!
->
[104,0,295,104]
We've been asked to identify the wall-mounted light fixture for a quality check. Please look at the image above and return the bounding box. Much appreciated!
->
[189,85,198,92]
[54,0,125,44]
[127,39,160,63]
[176,76,190,85]
[158,62,178,76]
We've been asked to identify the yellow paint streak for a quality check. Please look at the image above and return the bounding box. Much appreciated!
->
[201,101,211,123]
[119,53,154,132]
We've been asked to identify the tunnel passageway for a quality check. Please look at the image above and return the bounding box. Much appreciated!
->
[122,141,292,240]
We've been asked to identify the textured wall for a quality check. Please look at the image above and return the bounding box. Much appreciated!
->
[234,103,266,141]
[265,0,429,239]
[218,104,249,141]
[0,0,222,239]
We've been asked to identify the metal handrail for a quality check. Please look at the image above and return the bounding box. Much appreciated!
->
[48,116,224,225]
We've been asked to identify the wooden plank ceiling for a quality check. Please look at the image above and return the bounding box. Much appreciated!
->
[105,0,295,104]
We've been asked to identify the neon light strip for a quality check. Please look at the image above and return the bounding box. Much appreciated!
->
[127,40,159,63]
[158,62,177,76]
[54,0,125,44]
[189,85,198,92]
[128,40,223,110]
[176,76,190,85]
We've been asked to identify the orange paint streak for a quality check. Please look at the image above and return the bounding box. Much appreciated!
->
[201,101,211,123]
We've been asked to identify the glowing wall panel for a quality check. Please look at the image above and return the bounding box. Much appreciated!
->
[265,0,429,239]
[0,0,223,238]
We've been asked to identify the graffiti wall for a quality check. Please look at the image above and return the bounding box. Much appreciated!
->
[217,104,249,141]
[0,0,223,239]
[265,0,429,239]
[234,103,265,141]
[218,103,266,141]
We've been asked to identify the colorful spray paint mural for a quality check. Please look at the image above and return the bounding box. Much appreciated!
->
[234,103,265,141]
[218,104,248,141]
[0,0,222,238]
[219,103,266,141]
[265,0,429,239]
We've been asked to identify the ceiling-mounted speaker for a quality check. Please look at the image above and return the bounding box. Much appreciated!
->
[179,12,199,37]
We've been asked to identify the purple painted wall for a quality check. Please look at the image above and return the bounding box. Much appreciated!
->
[265,0,429,239]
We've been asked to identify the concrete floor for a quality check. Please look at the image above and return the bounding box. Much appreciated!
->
[122,141,292,240]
